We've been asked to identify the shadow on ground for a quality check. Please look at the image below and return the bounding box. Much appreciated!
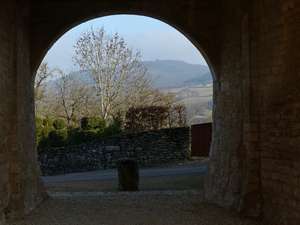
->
[11,191,261,225]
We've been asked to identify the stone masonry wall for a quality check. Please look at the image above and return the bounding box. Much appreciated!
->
[0,2,16,223]
[250,1,300,224]
[39,127,191,176]
[0,1,46,223]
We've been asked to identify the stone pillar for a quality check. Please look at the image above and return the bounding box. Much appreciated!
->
[0,1,18,223]
[205,0,262,216]
[0,1,46,221]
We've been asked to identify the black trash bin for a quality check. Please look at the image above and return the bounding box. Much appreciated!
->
[117,158,139,191]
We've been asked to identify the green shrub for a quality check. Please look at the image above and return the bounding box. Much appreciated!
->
[104,119,122,136]
[48,129,68,147]
[67,127,83,145]
[36,117,55,148]
[36,116,123,148]
[35,117,44,145]
[42,117,53,127]
[53,118,66,130]
[81,117,106,131]
[68,128,102,145]
[80,129,100,142]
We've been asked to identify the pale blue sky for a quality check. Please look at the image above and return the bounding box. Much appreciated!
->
[43,15,207,72]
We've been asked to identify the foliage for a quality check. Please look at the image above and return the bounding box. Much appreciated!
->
[53,118,66,130]
[80,117,106,131]
[35,28,183,134]
[47,129,68,147]
[35,62,53,104]
[168,104,187,127]
[125,104,187,132]
[78,129,100,143]
[73,27,152,120]
[104,119,122,136]
[37,116,123,148]
[66,127,82,145]
[35,28,189,149]
[36,103,186,149]
[35,117,44,145]
[125,106,168,132]
[53,69,95,126]
[36,117,54,147]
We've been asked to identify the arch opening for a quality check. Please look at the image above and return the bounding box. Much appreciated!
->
[34,14,215,195]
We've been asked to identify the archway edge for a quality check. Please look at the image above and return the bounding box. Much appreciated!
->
[30,1,220,80]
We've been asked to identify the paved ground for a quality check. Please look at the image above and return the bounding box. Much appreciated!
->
[43,162,208,183]
[10,162,262,225]
[44,162,208,192]
[11,191,261,225]
[46,174,205,192]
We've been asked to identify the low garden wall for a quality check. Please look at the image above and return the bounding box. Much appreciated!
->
[39,127,191,175]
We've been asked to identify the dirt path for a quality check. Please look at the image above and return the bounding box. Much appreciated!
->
[11,191,261,225]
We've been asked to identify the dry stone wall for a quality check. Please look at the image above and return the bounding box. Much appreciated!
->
[39,127,191,176]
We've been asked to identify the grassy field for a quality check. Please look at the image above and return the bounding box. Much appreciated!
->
[164,85,213,124]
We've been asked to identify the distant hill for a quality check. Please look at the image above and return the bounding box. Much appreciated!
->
[143,60,212,88]
[57,60,212,89]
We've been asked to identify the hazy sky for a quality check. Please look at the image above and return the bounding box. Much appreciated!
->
[43,15,207,72]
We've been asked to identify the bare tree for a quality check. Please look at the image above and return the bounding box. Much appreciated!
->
[35,62,53,115]
[73,27,152,120]
[54,69,94,126]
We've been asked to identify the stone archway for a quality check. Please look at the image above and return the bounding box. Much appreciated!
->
[1,0,255,221]
[1,0,299,224]
[29,0,256,215]
[0,0,255,221]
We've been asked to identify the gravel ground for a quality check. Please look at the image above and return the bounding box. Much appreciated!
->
[11,191,261,225]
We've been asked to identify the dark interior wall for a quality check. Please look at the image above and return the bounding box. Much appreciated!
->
[13,1,45,217]
[29,0,221,75]
[250,1,300,223]
[0,0,45,221]
[0,1,16,222]
[205,0,261,214]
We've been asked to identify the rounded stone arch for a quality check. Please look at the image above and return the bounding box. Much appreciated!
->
[15,0,263,220]
[32,13,218,82]
[31,0,246,215]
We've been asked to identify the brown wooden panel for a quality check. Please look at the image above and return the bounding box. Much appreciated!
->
[191,123,212,157]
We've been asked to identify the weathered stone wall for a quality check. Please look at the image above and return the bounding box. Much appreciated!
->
[39,127,191,176]
[0,1,46,224]
[205,1,300,224]
[0,2,16,223]
[11,1,45,218]
[250,1,300,224]
[205,0,255,213]
[30,0,221,75]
